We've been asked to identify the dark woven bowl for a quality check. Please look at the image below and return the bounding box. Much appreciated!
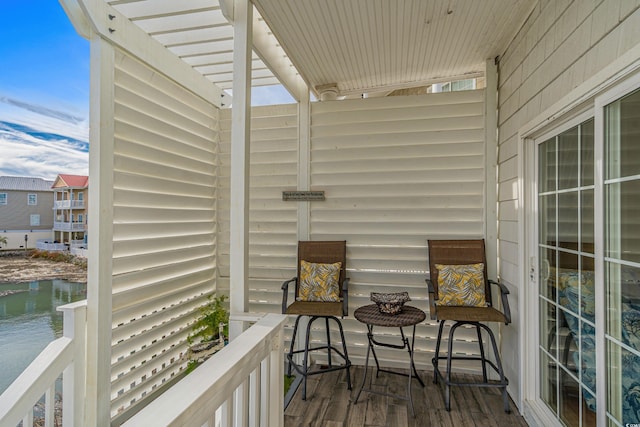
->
[370,291,411,315]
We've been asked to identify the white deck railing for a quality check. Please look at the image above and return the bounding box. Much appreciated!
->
[123,313,287,427]
[0,308,284,427]
[54,200,85,209]
[70,247,88,258]
[53,222,86,231]
[36,242,68,252]
[0,301,86,427]
[69,240,85,248]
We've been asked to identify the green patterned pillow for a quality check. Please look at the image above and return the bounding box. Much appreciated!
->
[298,260,341,302]
[436,263,487,307]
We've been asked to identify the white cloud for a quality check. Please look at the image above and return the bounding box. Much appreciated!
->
[0,97,88,180]
[0,84,299,181]
[0,97,88,142]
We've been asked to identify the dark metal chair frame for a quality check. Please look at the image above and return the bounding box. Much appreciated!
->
[281,240,352,400]
[426,239,512,413]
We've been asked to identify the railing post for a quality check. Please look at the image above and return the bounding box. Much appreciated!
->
[259,359,268,427]
[249,365,260,427]
[269,325,284,427]
[58,301,87,427]
[234,379,249,427]
[45,385,55,427]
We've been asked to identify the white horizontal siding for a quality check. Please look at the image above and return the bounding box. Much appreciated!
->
[217,105,299,299]
[218,91,487,372]
[310,92,486,369]
[109,49,218,418]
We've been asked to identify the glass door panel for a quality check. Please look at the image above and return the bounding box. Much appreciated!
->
[540,136,557,193]
[538,118,596,426]
[581,190,594,253]
[540,193,557,247]
[558,127,579,190]
[540,247,557,300]
[581,120,594,187]
[604,88,640,425]
[558,192,578,250]
[606,180,640,264]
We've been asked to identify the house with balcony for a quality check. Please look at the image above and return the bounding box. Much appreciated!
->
[51,174,88,247]
[1,1,640,426]
[0,176,54,249]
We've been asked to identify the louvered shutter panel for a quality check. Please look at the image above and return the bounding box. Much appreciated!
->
[110,49,218,417]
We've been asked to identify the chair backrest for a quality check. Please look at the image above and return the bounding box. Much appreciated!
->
[296,240,347,298]
[427,239,491,305]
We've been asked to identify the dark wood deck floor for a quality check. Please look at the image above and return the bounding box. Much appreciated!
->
[284,366,528,427]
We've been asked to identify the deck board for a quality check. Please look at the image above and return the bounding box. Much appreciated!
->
[284,366,528,427]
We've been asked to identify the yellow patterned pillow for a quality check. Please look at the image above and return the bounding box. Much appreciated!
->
[436,263,486,307]
[298,260,341,302]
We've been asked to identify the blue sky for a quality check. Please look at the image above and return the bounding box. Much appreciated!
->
[0,1,293,180]
[0,1,90,180]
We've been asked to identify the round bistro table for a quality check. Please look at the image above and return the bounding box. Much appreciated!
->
[353,304,426,417]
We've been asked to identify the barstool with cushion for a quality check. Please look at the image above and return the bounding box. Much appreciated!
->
[281,240,352,400]
[426,239,512,413]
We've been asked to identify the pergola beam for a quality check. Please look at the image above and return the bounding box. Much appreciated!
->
[229,0,252,340]
[220,0,308,101]
[339,71,485,97]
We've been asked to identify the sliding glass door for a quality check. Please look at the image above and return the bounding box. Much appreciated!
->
[536,86,640,426]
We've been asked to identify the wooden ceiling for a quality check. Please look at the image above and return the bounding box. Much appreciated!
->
[254,0,535,96]
[105,0,536,99]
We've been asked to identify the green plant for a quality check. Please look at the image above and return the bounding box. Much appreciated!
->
[28,249,87,269]
[284,375,295,396]
[187,294,229,345]
[185,360,199,375]
[0,236,7,247]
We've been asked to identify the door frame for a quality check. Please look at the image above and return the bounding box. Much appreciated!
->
[519,108,593,427]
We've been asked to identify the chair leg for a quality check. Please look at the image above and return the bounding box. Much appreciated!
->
[444,322,464,411]
[287,315,352,401]
[325,317,333,368]
[287,315,302,377]
[432,320,446,385]
[333,316,352,390]
[302,316,318,401]
[481,323,511,414]
[476,324,488,382]
[434,321,510,413]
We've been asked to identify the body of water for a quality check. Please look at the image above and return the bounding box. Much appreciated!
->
[0,279,86,394]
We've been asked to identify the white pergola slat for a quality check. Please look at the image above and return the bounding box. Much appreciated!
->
[102,0,304,100]
[63,0,224,107]
[131,10,226,34]
[106,0,216,19]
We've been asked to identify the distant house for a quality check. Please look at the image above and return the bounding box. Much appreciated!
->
[0,176,54,249]
[51,174,88,246]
